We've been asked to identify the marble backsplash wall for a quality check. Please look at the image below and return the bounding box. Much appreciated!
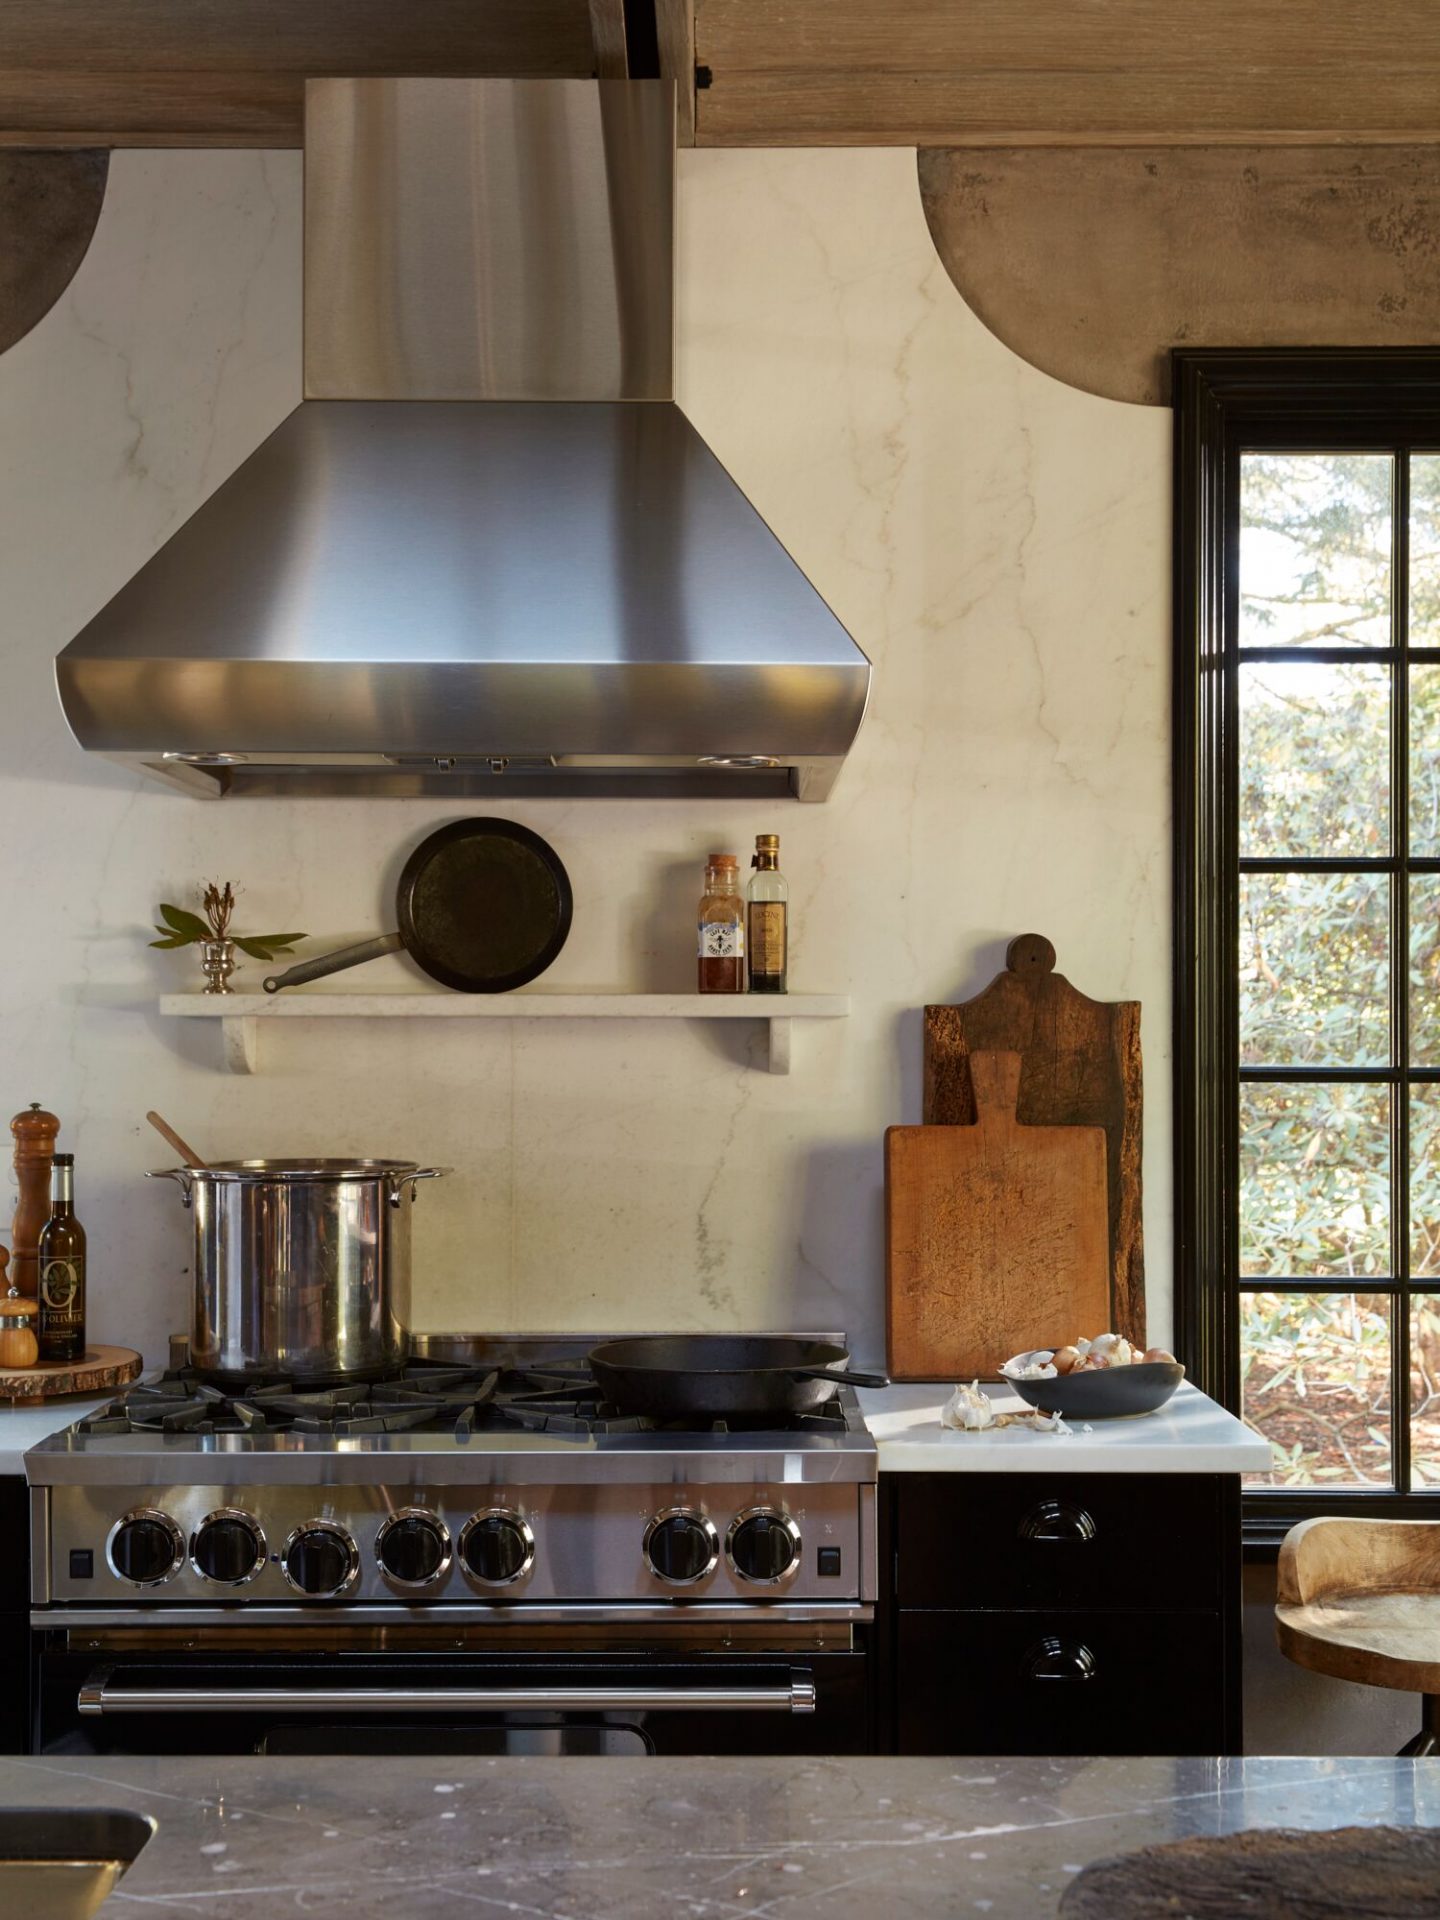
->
[0,146,1172,1367]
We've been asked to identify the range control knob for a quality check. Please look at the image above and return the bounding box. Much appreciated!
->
[726,1509,801,1584]
[108,1509,184,1586]
[191,1510,266,1585]
[644,1510,719,1586]
[376,1510,451,1588]
[459,1510,535,1587]
[282,1521,359,1598]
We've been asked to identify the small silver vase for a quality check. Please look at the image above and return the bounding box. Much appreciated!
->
[200,938,238,995]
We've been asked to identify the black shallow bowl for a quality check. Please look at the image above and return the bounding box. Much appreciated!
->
[1000,1360,1185,1419]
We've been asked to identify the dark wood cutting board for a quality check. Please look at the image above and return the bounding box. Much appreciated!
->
[886,1049,1110,1380]
[924,933,1144,1345]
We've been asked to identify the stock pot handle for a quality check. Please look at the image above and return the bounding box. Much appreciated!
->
[388,1167,451,1208]
[145,1168,195,1208]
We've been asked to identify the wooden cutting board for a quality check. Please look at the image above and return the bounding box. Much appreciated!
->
[1,1344,140,1402]
[886,1050,1110,1380]
[924,933,1144,1345]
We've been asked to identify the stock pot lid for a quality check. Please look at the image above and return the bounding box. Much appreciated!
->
[166,1158,422,1180]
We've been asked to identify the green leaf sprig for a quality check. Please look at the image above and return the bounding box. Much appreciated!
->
[151,882,305,963]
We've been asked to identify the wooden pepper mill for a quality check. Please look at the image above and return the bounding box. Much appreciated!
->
[0,1247,40,1369]
[10,1103,60,1300]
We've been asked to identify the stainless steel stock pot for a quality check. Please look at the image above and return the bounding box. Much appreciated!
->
[147,1160,447,1381]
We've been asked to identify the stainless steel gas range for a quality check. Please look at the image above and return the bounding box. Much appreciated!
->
[26,1339,878,1756]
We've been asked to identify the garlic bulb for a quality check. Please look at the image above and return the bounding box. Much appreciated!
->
[941,1381,996,1430]
[1001,1349,1057,1380]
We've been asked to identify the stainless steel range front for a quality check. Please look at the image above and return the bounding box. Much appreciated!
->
[27,1340,878,1756]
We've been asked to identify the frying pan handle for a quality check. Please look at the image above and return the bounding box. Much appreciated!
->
[792,1366,890,1390]
[263,932,404,994]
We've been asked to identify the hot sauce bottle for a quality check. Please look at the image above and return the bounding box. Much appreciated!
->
[697,854,745,993]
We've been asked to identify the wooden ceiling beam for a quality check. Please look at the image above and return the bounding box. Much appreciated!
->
[692,0,1440,146]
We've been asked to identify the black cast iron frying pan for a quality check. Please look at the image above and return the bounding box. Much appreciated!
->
[589,1335,888,1422]
[263,818,573,995]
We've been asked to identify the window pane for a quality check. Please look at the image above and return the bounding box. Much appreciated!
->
[1412,1088,1440,1277]
[1410,877,1440,1067]
[1239,872,1390,1067]
[1240,1082,1390,1278]
[1411,1295,1440,1487]
[1414,665,1440,859]
[1240,452,1393,649]
[1241,1291,1392,1487]
[1240,661,1389,858]
[1412,452,1440,648]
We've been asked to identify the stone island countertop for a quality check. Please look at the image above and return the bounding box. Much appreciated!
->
[857,1381,1273,1473]
[0,1752,1435,1919]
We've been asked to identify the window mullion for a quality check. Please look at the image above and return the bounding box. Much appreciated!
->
[1396,449,1413,1496]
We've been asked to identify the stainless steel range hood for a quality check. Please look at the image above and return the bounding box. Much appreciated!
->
[55,79,871,801]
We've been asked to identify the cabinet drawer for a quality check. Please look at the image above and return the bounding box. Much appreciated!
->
[896,1608,1226,1756]
[894,1473,1223,1611]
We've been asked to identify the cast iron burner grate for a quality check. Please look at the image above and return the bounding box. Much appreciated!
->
[76,1357,848,1439]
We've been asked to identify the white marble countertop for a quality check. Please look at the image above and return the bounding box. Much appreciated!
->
[0,1753,1434,1918]
[858,1381,1272,1473]
[0,1394,112,1476]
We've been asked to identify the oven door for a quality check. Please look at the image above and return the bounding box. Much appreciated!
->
[36,1648,872,1757]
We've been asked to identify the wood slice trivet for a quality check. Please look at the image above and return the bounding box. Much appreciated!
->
[1059,1825,1440,1919]
[924,933,1144,1345]
[886,1049,1110,1380]
[1,1344,140,1402]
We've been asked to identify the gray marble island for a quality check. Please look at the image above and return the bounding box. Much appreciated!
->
[1,1752,1436,1918]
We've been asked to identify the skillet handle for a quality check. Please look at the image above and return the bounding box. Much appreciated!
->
[792,1365,890,1390]
[263,932,404,994]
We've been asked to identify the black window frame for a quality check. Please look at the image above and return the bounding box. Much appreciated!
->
[1173,348,1440,1546]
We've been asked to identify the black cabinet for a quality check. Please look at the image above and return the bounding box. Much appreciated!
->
[0,1475,30,1753]
[880,1471,1242,1756]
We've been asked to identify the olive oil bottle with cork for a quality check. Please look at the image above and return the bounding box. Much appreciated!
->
[747,833,788,994]
[37,1153,86,1363]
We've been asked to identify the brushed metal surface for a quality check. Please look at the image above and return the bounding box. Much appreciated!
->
[40,1481,868,1607]
[78,1680,816,1715]
[56,401,871,801]
[304,79,674,401]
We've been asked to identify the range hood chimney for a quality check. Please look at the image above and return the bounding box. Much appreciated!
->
[55,79,871,801]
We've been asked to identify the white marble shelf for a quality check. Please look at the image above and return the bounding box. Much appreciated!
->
[159,992,850,1076]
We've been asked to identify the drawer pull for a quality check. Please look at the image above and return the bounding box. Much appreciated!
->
[1023,1636,1097,1683]
[1017,1499,1097,1543]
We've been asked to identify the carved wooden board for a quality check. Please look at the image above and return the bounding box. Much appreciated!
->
[886,1050,1110,1380]
[1,1344,139,1402]
[924,934,1144,1346]
[1060,1826,1440,1920]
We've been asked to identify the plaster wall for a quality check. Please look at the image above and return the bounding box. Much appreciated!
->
[0,146,1172,1366]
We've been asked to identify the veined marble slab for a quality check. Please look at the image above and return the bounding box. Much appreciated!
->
[859,1381,1272,1473]
[0,1753,1433,1918]
[0,1394,114,1476]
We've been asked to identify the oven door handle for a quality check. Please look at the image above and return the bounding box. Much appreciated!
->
[77,1678,818,1717]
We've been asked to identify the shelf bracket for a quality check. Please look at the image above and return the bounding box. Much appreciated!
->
[221,1015,259,1075]
[767,1017,792,1075]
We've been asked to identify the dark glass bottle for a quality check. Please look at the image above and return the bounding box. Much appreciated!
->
[37,1153,86,1363]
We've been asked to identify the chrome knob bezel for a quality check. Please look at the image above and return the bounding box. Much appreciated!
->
[374,1507,453,1591]
[105,1507,186,1588]
[643,1508,720,1587]
[189,1507,267,1587]
[457,1508,535,1590]
[724,1506,802,1586]
[280,1520,360,1598]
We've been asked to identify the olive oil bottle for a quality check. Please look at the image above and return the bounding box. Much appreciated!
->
[746,833,788,994]
[37,1153,86,1363]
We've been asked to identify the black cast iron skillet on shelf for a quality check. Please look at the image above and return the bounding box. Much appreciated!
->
[589,1334,888,1422]
[263,818,573,995]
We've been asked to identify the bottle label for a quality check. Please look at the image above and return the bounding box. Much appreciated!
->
[699,922,743,959]
[41,1257,83,1328]
[748,903,786,972]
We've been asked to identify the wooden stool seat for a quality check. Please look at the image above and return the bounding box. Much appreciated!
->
[1277,1516,1440,1751]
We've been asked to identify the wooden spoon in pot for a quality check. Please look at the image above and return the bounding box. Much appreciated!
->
[145,1111,209,1171]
